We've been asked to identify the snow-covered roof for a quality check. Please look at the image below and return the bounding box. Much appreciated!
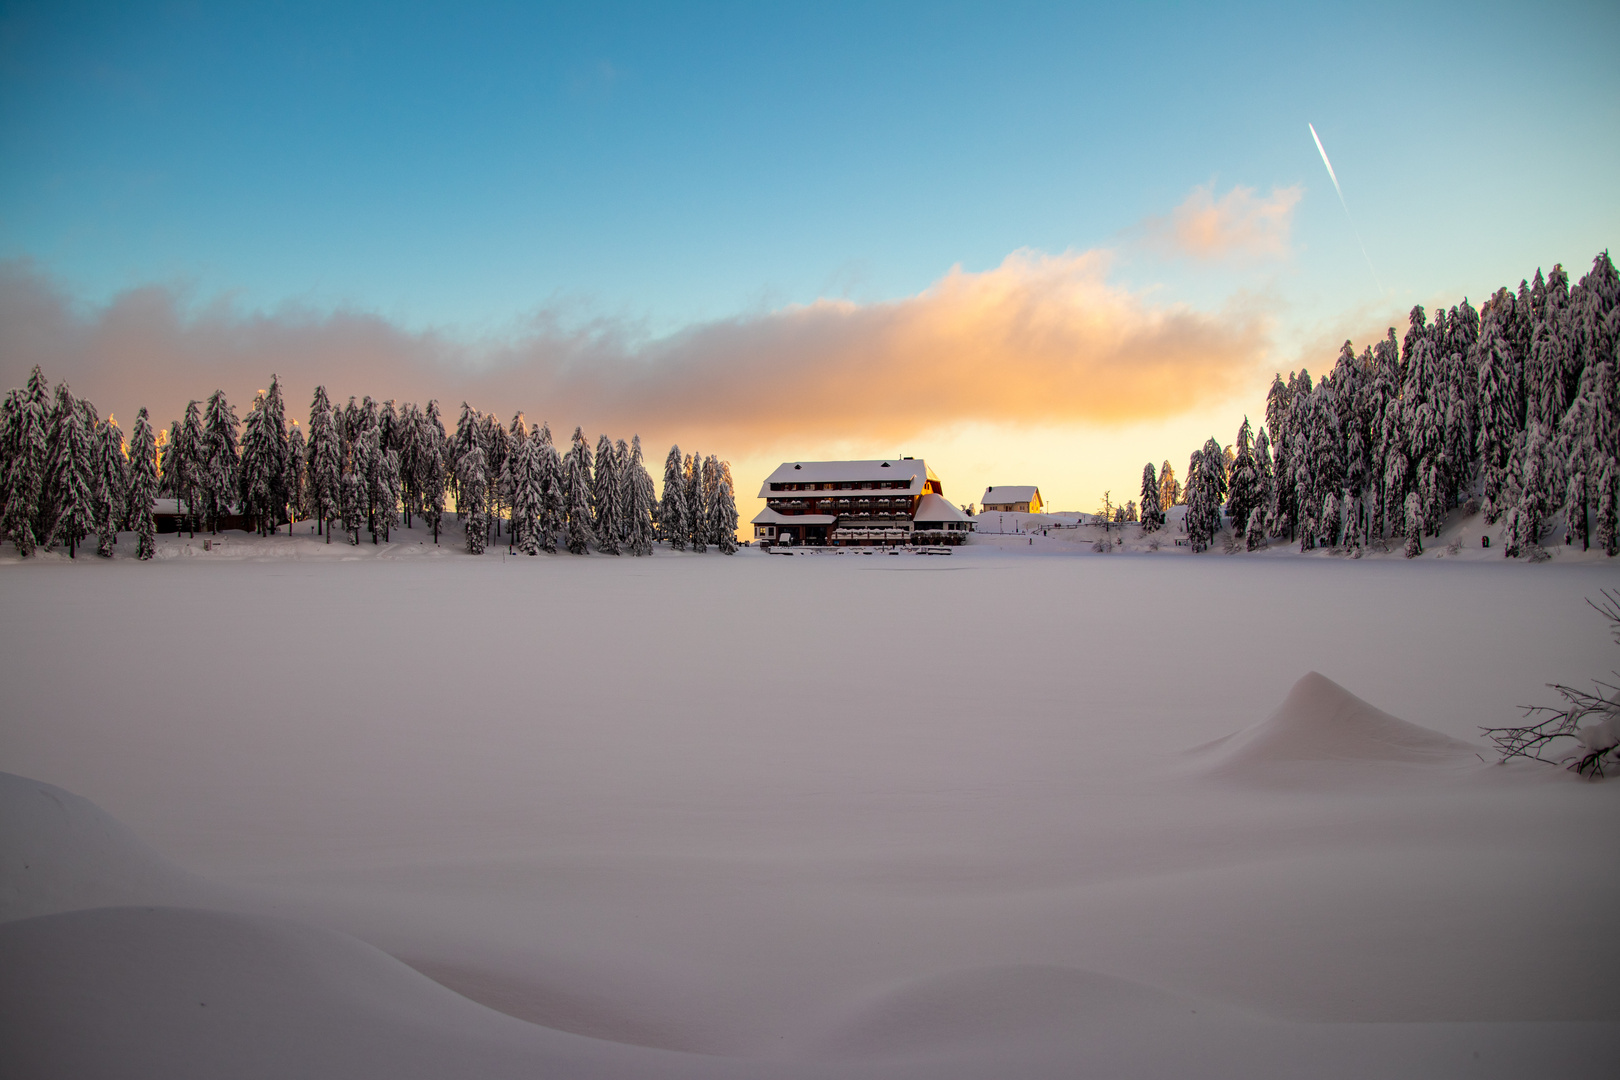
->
[758,459,936,497]
[911,493,971,525]
[980,485,1040,505]
[751,508,837,525]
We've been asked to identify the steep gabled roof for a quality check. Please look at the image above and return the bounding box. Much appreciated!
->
[980,485,1040,505]
[759,459,936,498]
[912,493,971,525]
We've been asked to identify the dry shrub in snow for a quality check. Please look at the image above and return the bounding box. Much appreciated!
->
[1483,590,1620,779]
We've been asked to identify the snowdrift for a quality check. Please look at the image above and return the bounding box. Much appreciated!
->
[815,964,1238,1059]
[0,905,761,1080]
[1193,672,1478,784]
[0,771,223,923]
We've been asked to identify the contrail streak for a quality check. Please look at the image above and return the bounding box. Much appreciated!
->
[1308,122,1382,294]
[1308,123,1346,212]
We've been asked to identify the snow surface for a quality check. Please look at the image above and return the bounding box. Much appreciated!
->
[2,522,1618,1076]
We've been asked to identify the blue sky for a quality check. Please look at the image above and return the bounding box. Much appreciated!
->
[2,1,1616,507]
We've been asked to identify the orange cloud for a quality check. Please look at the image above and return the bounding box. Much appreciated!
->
[1145,183,1302,260]
[0,250,1271,455]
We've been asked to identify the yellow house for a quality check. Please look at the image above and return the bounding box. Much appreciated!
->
[980,485,1042,514]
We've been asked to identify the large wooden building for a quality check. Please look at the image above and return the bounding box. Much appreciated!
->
[752,459,973,546]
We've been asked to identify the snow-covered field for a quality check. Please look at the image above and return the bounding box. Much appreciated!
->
[3,525,1618,1077]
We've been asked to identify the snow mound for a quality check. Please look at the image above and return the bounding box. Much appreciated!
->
[0,905,749,1080]
[815,964,1227,1059]
[1193,673,1477,783]
[0,772,221,923]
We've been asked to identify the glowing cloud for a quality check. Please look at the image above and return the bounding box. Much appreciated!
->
[1146,184,1302,260]
[0,250,1271,456]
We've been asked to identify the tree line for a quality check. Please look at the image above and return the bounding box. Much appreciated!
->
[1134,251,1619,558]
[0,369,740,559]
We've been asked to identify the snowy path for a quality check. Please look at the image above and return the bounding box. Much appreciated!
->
[2,538,1617,1075]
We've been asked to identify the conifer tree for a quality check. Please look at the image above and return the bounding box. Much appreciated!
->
[660,444,687,550]
[179,400,206,535]
[563,442,592,554]
[1,368,49,556]
[459,443,488,554]
[1245,506,1266,551]
[46,384,94,557]
[201,390,240,532]
[626,435,657,556]
[238,391,273,534]
[685,453,706,552]
[511,429,543,555]
[93,410,128,557]
[1403,491,1424,558]
[286,423,306,531]
[593,433,621,554]
[262,375,290,531]
[449,402,481,519]
[419,401,448,544]
[1225,417,1258,535]
[562,427,593,548]
[339,441,366,545]
[1596,456,1617,557]
[127,408,159,559]
[711,479,739,553]
[533,422,562,553]
[307,389,342,541]
[1139,462,1161,533]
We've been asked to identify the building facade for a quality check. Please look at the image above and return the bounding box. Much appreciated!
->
[980,485,1042,514]
[753,459,973,546]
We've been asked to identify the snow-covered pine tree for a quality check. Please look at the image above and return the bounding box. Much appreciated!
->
[1225,417,1258,536]
[449,402,481,520]
[1246,505,1266,551]
[1506,424,1552,557]
[659,444,686,549]
[46,384,94,557]
[510,428,542,555]
[536,422,563,553]
[1596,456,1617,557]
[459,443,489,554]
[93,409,128,557]
[340,430,368,545]
[127,408,159,560]
[593,433,621,554]
[1403,491,1423,558]
[394,403,420,528]
[419,401,448,544]
[1184,451,1209,552]
[370,430,401,543]
[1475,308,1522,526]
[307,388,343,541]
[263,375,290,532]
[480,412,508,541]
[1158,460,1178,509]
[561,427,593,554]
[1,369,48,556]
[500,412,528,547]
[614,438,633,548]
[238,392,273,535]
[286,423,305,531]
[563,441,592,554]
[1253,426,1275,537]
[1139,462,1161,532]
[626,435,657,556]
[710,479,739,553]
[201,390,240,533]
[685,453,706,552]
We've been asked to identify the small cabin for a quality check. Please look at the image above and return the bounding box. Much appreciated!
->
[980,486,1042,514]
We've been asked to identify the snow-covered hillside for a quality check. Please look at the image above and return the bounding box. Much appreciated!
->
[2,544,1617,1077]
